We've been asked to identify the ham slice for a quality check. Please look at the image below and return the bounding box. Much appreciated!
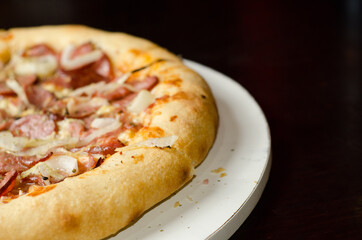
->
[10,114,55,139]
[0,82,15,96]
[23,44,56,57]
[0,170,18,197]
[25,85,57,109]
[0,109,12,131]
[127,76,159,91]
[0,152,52,174]
[16,74,37,87]
[88,137,124,155]
[60,43,113,89]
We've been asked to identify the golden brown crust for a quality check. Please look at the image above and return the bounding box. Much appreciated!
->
[0,25,218,240]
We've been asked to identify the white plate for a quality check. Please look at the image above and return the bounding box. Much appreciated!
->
[110,60,271,240]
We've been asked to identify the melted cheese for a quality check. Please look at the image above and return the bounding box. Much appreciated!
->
[42,83,72,98]
[0,97,23,116]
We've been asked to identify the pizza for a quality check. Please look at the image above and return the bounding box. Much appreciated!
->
[0,25,218,239]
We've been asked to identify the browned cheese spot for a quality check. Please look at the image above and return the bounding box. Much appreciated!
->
[132,154,144,164]
[171,91,189,100]
[129,48,142,56]
[170,115,178,122]
[0,32,13,40]
[140,126,165,138]
[163,78,182,87]
[128,48,152,62]
[156,95,171,105]
[27,185,57,197]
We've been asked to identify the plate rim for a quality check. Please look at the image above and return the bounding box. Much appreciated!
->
[184,59,272,239]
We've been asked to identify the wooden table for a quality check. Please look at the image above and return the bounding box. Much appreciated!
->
[1,0,360,239]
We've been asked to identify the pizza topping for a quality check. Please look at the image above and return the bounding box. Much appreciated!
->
[0,131,28,152]
[6,78,29,104]
[23,44,56,57]
[57,119,85,139]
[16,74,37,87]
[14,55,58,77]
[88,137,124,155]
[90,118,117,129]
[0,82,15,96]
[68,72,131,99]
[127,90,155,113]
[60,43,113,89]
[79,118,121,146]
[25,85,57,109]
[0,41,164,200]
[0,169,17,196]
[0,152,48,173]
[10,114,55,139]
[66,97,108,118]
[21,154,79,184]
[132,135,178,149]
[60,44,103,71]
[128,76,159,91]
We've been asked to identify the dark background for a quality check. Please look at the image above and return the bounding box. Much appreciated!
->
[1,0,361,239]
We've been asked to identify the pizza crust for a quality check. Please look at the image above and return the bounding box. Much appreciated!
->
[0,25,218,240]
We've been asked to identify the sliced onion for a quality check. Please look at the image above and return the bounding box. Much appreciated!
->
[127,90,155,113]
[79,121,121,146]
[122,83,138,92]
[116,135,178,151]
[66,97,108,116]
[115,72,131,84]
[0,131,28,152]
[46,155,79,176]
[68,72,131,97]
[6,78,29,104]
[137,135,178,148]
[21,155,78,182]
[13,137,79,157]
[91,118,118,129]
[61,45,102,71]
[14,55,57,77]
[69,81,107,96]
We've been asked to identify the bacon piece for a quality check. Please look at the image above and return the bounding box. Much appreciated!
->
[112,93,137,112]
[44,73,72,89]
[25,85,57,109]
[77,153,97,173]
[127,76,159,91]
[96,56,112,78]
[0,152,53,175]
[96,86,131,101]
[23,44,56,57]
[16,74,37,87]
[10,114,55,139]
[0,152,37,173]
[20,174,46,187]
[68,120,85,138]
[62,56,113,89]
[0,82,15,96]
[88,137,124,155]
[60,43,113,89]
[0,109,12,131]
[66,97,108,119]
[0,170,18,197]
[71,42,94,58]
